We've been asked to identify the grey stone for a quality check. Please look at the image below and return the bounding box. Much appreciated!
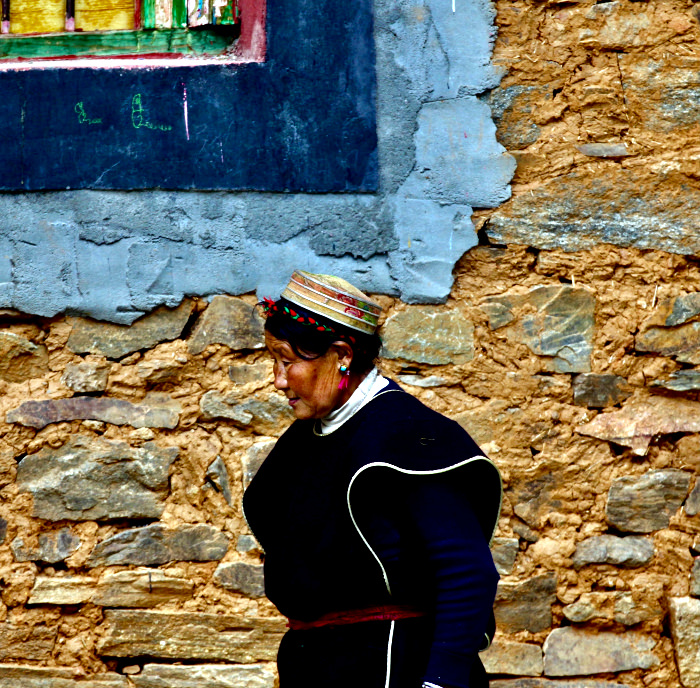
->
[480,286,595,373]
[242,439,276,488]
[136,359,185,383]
[11,527,81,563]
[578,396,700,455]
[572,374,631,408]
[205,455,233,506]
[67,300,195,359]
[213,562,265,597]
[7,395,180,430]
[27,576,96,605]
[481,85,550,150]
[133,664,276,688]
[491,537,519,576]
[0,623,57,661]
[0,665,127,687]
[382,307,475,365]
[491,680,632,688]
[576,143,630,158]
[691,560,700,598]
[200,391,293,436]
[97,610,285,662]
[636,323,700,365]
[93,569,194,607]
[562,591,661,626]
[87,523,230,567]
[543,627,658,676]
[61,362,110,393]
[572,535,654,569]
[229,361,273,386]
[669,597,700,688]
[512,520,539,543]
[495,574,557,633]
[17,437,178,521]
[0,333,48,383]
[236,535,262,554]
[396,374,447,388]
[606,469,691,532]
[188,296,265,354]
[481,640,543,677]
[613,591,663,626]
[687,478,700,517]
[661,293,700,327]
[0,518,6,546]
[652,370,700,392]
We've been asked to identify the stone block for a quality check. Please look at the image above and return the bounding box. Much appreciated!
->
[0,665,127,687]
[97,610,285,662]
[61,362,110,393]
[133,664,276,688]
[572,374,631,408]
[87,524,230,567]
[0,519,6,546]
[562,591,662,626]
[205,455,233,506]
[686,478,700,517]
[495,574,557,633]
[381,307,474,365]
[67,300,195,359]
[543,627,658,676]
[636,323,700,365]
[692,560,700,598]
[481,85,549,150]
[491,537,519,576]
[93,569,194,607]
[136,359,185,383]
[242,440,276,488]
[200,392,293,436]
[576,143,630,158]
[578,396,700,455]
[28,576,96,605]
[17,437,178,521]
[213,562,265,598]
[396,374,447,388]
[572,535,654,569]
[12,527,81,563]
[481,640,543,676]
[652,371,700,392]
[669,597,700,688]
[237,535,262,554]
[0,623,57,661]
[490,681,631,688]
[7,394,180,430]
[188,296,265,354]
[606,469,691,533]
[480,286,595,373]
[229,361,273,387]
[0,333,48,383]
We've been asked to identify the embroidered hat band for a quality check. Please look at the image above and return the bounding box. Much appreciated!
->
[280,270,382,335]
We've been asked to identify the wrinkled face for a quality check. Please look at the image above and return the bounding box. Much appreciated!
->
[265,332,343,420]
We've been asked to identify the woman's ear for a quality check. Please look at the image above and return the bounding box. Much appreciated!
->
[330,341,354,368]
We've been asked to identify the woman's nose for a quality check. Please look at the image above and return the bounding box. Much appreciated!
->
[273,364,288,389]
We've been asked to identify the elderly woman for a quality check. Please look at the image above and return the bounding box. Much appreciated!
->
[243,271,502,688]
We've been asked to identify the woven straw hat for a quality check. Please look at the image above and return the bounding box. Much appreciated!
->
[281,270,382,335]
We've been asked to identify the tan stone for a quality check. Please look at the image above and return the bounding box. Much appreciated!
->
[0,665,128,686]
[28,576,96,605]
[133,663,276,688]
[669,597,700,688]
[481,640,543,677]
[0,333,48,383]
[97,611,285,662]
[0,623,57,661]
[495,574,557,634]
[93,569,194,607]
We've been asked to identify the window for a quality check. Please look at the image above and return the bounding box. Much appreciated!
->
[0,0,244,61]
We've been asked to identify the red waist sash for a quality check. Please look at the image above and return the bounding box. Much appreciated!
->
[287,604,426,631]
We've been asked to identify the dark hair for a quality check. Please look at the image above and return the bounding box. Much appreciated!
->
[263,298,381,374]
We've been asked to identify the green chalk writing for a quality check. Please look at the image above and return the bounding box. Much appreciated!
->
[75,102,102,125]
[131,94,172,132]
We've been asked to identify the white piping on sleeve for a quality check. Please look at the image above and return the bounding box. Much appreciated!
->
[385,620,395,688]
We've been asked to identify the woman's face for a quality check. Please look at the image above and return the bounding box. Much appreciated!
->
[265,332,346,420]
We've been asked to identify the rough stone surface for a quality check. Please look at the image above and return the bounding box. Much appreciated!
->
[481,85,550,150]
[652,370,700,392]
[97,611,286,662]
[495,574,557,633]
[669,597,700,688]
[16,437,178,521]
[93,569,195,607]
[205,455,233,506]
[381,307,475,365]
[691,560,700,598]
[61,362,110,393]
[395,374,447,388]
[491,681,631,688]
[67,301,195,358]
[133,664,276,688]
[0,665,127,687]
[572,535,655,569]
[0,623,57,661]
[480,286,595,373]
[7,394,181,430]
[229,361,273,387]
[578,396,700,455]
[636,322,700,365]
[491,537,519,576]
[87,524,230,567]
[242,439,276,488]
[12,527,81,563]
[572,374,631,409]
[606,469,691,533]
[543,627,658,676]
[237,535,262,554]
[188,296,265,354]
[562,591,662,626]
[27,576,96,605]
[0,333,48,383]
[200,391,293,436]
[576,143,630,158]
[213,562,265,598]
[686,478,700,517]
[481,640,543,677]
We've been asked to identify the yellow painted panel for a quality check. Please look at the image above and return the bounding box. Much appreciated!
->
[76,0,135,31]
[10,0,64,34]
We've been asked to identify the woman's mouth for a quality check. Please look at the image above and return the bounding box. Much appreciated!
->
[288,398,299,406]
